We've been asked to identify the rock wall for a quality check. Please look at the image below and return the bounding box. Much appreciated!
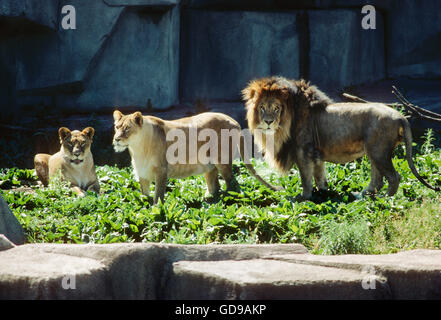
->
[0,0,440,115]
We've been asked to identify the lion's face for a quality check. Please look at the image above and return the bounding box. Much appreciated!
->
[254,96,284,133]
[112,110,143,152]
[59,127,94,166]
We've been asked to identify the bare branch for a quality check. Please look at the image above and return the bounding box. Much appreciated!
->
[392,86,441,120]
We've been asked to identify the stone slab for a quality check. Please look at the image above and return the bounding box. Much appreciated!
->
[0,245,108,299]
[0,242,440,299]
[0,242,307,299]
[168,259,390,299]
[266,249,441,299]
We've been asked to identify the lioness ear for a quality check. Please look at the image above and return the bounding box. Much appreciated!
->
[113,110,123,122]
[58,127,71,143]
[133,111,143,126]
[82,127,95,140]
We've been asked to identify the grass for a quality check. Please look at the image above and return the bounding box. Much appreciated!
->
[1,130,440,254]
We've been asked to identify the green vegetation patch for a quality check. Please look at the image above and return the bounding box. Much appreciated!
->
[1,130,440,254]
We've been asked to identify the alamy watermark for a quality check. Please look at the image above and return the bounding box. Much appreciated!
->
[361,265,377,290]
[61,265,76,290]
[164,128,272,165]
[61,5,76,30]
[361,5,376,30]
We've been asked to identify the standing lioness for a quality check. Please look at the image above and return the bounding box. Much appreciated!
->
[34,127,100,197]
[112,110,279,204]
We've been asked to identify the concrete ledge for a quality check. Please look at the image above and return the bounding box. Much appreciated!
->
[266,250,441,299]
[0,241,440,299]
[168,259,390,299]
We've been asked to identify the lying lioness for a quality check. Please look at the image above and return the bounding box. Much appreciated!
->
[112,110,279,204]
[34,127,100,197]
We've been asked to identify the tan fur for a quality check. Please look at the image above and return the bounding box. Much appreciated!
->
[34,127,100,197]
[243,76,439,200]
[112,110,279,204]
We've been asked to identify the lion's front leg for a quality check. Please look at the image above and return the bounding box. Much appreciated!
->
[153,169,168,204]
[139,178,151,196]
[313,161,328,191]
[71,185,86,197]
[87,180,100,194]
[297,161,314,200]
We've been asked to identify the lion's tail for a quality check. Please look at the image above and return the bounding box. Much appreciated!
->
[401,119,440,191]
[239,134,282,191]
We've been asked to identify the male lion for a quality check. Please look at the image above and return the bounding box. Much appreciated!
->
[34,127,100,197]
[242,76,439,200]
[112,110,279,204]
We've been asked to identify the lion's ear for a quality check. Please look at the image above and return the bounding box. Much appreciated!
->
[242,87,256,102]
[113,110,123,122]
[133,112,143,126]
[308,85,334,109]
[279,88,291,100]
[82,127,95,140]
[58,127,71,143]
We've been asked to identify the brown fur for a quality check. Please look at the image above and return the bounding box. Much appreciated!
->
[34,127,100,197]
[112,110,279,204]
[242,76,439,200]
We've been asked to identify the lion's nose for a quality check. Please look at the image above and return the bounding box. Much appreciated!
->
[264,120,273,126]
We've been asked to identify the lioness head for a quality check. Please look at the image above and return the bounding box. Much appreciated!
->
[112,110,143,152]
[59,127,95,165]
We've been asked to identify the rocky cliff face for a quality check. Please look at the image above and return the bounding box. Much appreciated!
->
[0,0,440,115]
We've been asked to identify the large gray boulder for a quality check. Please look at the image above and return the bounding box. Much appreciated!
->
[0,0,58,30]
[0,234,15,252]
[15,0,124,96]
[73,6,180,110]
[15,0,180,111]
[0,195,25,245]
[387,0,441,79]
[308,9,385,91]
[180,9,300,102]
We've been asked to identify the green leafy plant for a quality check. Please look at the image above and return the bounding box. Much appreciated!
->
[1,129,440,254]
